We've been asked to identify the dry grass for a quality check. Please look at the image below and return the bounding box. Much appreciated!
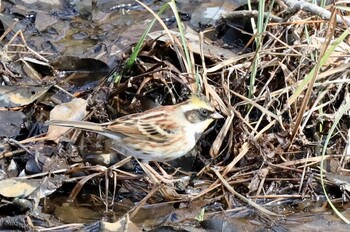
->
[118,2,350,219]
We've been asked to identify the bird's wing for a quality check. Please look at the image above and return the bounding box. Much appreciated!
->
[105,109,179,142]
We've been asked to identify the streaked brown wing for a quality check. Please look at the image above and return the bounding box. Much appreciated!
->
[105,108,179,142]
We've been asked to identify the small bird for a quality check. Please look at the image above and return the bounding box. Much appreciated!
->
[49,95,223,163]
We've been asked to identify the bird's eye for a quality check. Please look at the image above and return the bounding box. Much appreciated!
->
[200,109,209,117]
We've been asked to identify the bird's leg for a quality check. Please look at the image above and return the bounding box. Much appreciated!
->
[153,162,176,179]
[135,160,183,184]
[143,163,176,184]
[136,160,190,201]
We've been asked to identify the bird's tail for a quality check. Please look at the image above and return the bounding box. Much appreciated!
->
[48,120,104,133]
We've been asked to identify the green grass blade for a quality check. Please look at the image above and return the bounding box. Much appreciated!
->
[124,3,170,73]
[320,93,350,224]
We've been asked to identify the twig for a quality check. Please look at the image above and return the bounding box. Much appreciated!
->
[282,0,350,26]
[221,10,282,23]
[212,167,279,216]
